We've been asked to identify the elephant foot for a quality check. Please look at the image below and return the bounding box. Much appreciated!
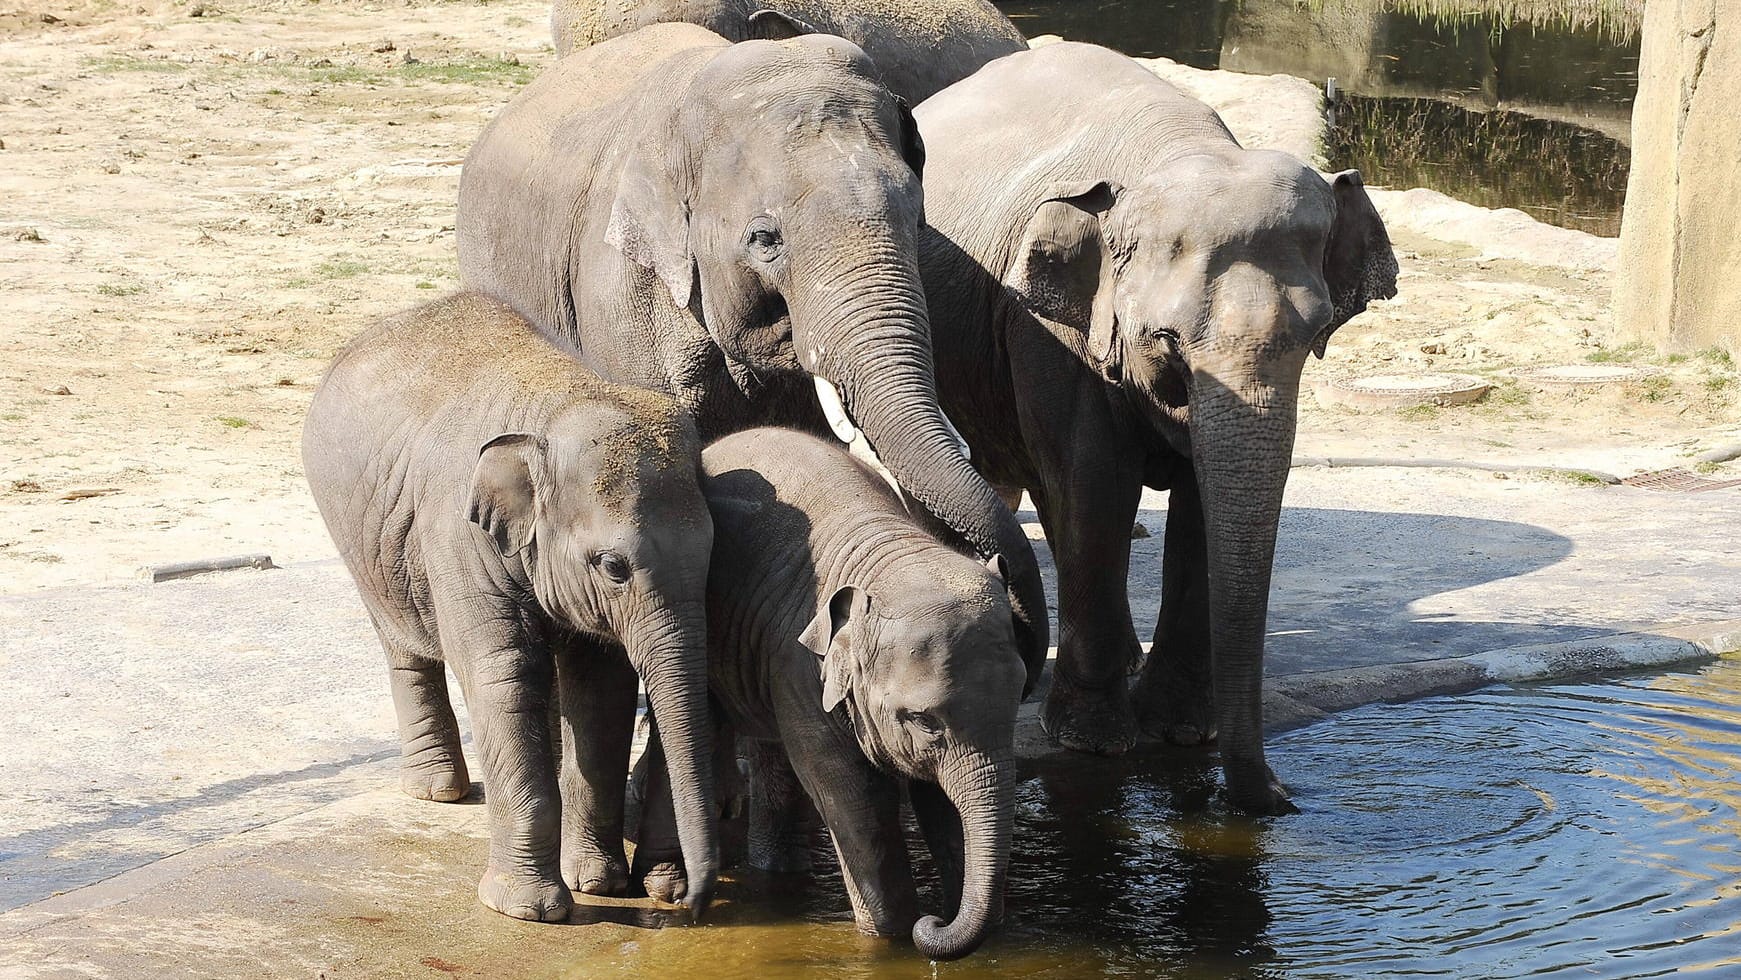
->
[563,851,630,897]
[1131,667,1217,746]
[640,861,688,905]
[1041,676,1136,756]
[1223,761,1298,816]
[399,754,471,803]
[477,863,572,922]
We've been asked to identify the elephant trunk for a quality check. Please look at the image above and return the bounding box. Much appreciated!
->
[625,602,719,916]
[1187,363,1300,815]
[912,749,1013,960]
[794,261,1050,688]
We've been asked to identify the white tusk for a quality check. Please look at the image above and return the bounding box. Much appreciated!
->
[813,375,859,444]
[940,411,971,461]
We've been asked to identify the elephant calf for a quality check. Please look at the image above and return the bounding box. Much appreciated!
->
[302,292,718,922]
[629,428,1025,960]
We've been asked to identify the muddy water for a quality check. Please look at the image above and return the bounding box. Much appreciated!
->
[579,658,1741,977]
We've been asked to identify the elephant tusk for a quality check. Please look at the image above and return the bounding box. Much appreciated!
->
[812,375,860,445]
[940,410,972,461]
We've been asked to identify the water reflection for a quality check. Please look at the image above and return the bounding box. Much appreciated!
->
[585,657,1741,977]
[994,0,1637,233]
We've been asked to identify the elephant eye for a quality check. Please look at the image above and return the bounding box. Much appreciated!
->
[900,708,942,737]
[746,227,784,263]
[594,551,632,585]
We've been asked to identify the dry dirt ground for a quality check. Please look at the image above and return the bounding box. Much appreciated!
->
[3,0,1739,594]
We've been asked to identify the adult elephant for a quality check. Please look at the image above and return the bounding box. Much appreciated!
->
[548,0,1027,104]
[914,42,1398,814]
[456,25,1048,686]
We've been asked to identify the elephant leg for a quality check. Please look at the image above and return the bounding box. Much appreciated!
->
[1133,471,1217,745]
[784,729,917,936]
[370,608,470,803]
[628,716,690,904]
[993,484,1025,515]
[441,605,570,923]
[908,779,963,920]
[745,739,819,874]
[554,638,637,897]
[1034,463,1146,756]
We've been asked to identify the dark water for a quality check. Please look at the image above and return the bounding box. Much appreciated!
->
[580,657,1741,977]
[991,0,1639,235]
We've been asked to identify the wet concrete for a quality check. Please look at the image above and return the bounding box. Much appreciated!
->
[3,467,1738,975]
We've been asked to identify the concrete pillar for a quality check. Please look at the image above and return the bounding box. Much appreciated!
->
[1613,0,1741,354]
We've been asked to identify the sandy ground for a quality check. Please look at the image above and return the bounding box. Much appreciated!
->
[3,0,1739,595]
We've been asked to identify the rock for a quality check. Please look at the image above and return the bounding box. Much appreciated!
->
[1130,522,1151,540]
[188,3,206,16]
[1615,0,1741,354]
[43,385,71,396]
[1368,188,1618,273]
[372,39,395,53]
[39,12,62,24]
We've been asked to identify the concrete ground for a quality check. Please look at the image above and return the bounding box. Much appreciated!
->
[3,466,1739,976]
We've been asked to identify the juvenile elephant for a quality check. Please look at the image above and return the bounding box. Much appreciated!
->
[630,428,1025,960]
[301,292,718,921]
[456,24,1048,689]
[914,43,1399,813]
[548,0,1027,104]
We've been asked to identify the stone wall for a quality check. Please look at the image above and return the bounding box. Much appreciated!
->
[1614,0,1741,353]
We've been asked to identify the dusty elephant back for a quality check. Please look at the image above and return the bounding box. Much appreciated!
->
[914,42,1238,264]
[551,0,1026,103]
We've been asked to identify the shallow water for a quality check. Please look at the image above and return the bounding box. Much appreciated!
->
[581,657,1741,977]
[992,0,1637,234]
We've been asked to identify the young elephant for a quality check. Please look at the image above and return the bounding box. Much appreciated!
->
[302,292,717,922]
[631,428,1025,961]
[548,0,1027,104]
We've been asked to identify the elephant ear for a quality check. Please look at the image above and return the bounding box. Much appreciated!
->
[606,132,696,311]
[797,585,869,714]
[1321,170,1399,343]
[746,8,817,40]
[893,96,925,181]
[1005,180,1122,373]
[467,433,547,557]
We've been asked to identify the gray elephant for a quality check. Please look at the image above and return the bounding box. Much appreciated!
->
[548,0,1026,104]
[301,292,718,921]
[914,43,1399,814]
[456,24,1049,690]
[628,428,1024,960]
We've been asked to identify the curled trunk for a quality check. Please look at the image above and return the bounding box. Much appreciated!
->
[626,604,720,916]
[911,751,1013,960]
[1187,367,1300,814]
[797,264,1051,688]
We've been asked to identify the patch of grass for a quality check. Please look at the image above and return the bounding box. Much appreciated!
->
[1,413,26,422]
[1397,403,1441,422]
[1635,374,1673,402]
[1694,461,1724,475]
[1696,346,1734,367]
[1704,375,1736,393]
[293,56,534,89]
[415,280,437,290]
[1558,469,1608,486]
[311,258,369,280]
[1585,340,1651,363]
[1665,353,1688,364]
[216,416,252,429]
[96,281,145,297]
[86,55,188,74]
[264,87,285,95]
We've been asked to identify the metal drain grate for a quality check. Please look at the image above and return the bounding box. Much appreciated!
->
[1621,467,1741,492]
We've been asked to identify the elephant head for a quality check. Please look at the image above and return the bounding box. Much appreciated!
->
[604,33,1051,690]
[1005,150,1398,812]
[466,404,720,912]
[799,558,1026,960]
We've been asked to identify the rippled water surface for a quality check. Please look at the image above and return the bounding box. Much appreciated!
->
[582,658,1741,977]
